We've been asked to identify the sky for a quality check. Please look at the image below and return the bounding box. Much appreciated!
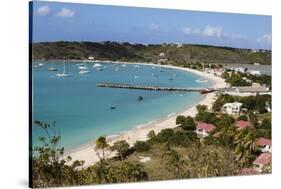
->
[31,1,272,50]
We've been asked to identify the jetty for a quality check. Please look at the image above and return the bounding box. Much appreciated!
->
[96,83,217,94]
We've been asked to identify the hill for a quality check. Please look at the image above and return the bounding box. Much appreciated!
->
[32,41,271,65]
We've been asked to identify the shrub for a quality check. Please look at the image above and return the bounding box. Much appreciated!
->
[176,115,186,125]
[133,141,150,152]
[237,115,248,121]
[181,116,196,131]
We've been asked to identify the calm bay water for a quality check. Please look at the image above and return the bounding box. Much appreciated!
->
[32,61,210,150]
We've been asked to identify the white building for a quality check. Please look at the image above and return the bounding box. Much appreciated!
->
[258,138,272,153]
[88,56,95,60]
[222,102,243,115]
[159,52,165,57]
[219,86,271,96]
[250,70,261,75]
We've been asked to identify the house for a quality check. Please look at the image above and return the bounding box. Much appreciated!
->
[218,86,271,96]
[159,52,165,57]
[250,70,261,76]
[235,120,250,129]
[222,102,243,115]
[253,153,271,173]
[88,56,94,60]
[238,168,259,175]
[195,122,216,137]
[257,138,272,153]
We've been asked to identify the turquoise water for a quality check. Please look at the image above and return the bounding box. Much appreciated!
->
[32,61,210,150]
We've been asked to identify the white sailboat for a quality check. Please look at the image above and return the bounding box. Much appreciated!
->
[79,70,90,74]
[56,60,70,77]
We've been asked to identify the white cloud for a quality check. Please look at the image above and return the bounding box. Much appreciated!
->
[56,7,75,17]
[202,25,224,37]
[182,27,201,35]
[37,6,50,16]
[258,33,272,44]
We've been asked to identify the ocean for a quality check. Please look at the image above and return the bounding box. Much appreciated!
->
[31,61,211,150]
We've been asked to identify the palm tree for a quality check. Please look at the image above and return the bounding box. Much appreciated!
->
[95,136,109,160]
[234,128,258,166]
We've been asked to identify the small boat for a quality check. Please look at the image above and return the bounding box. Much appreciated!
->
[78,65,87,70]
[56,60,70,78]
[169,78,173,81]
[76,63,84,66]
[110,106,116,110]
[134,75,139,79]
[134,65,140,69]
[79,70,90,74]
[160,70,164,73]
[121,64,126,67]
[152,73,159,77]
[93,63,102,68]
[196,78,208,83]
[115,67,119,71]
[96,67,103,71]
[48,67,57,71]
[33,63,44,68]
[137,96,143,101]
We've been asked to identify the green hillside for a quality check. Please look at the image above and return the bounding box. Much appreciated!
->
[32,41,271,65]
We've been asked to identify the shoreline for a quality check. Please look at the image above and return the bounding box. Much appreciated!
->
[61,61,227,167]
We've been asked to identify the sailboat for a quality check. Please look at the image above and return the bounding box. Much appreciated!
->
[56,60,70,77]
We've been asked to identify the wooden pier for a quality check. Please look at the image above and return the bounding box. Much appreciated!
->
[96,83,217,94]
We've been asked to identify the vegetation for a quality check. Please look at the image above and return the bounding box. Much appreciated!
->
[32,101,271,187]
[32,121,85,188]
[212,94,271,113]
[222,71,271,87]
[32,41,271,65]
[111,140,130,160]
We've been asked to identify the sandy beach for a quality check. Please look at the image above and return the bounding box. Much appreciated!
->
[64,62,227,167]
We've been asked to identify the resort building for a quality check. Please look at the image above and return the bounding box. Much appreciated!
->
[218,86,271,96]
[257,138,272,153]
[238,168,259,175]
[253,153,272,173]
[195,122,216,138]
[222,102,243,115]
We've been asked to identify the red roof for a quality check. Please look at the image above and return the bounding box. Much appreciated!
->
[236,120,250,129]
[197,122,216,133]
[239,168,259,175]
[258,138,272,146]
[253,153,271,165]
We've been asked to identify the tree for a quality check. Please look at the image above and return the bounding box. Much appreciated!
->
[260,118,271,130]
[215,114,235,128]
[32,121,84,188]
[176,115,186,125]
[161,147,186,178]
[111,140,130,160]
[237,115,248,121]
[133,141,150,152]
[181,116,196,131]
[147,130,156,140]
[196,104,208,113]
[248,111,259,127]
[234,128,259,166]
[95,136,109,160]
[195,111,217,124]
